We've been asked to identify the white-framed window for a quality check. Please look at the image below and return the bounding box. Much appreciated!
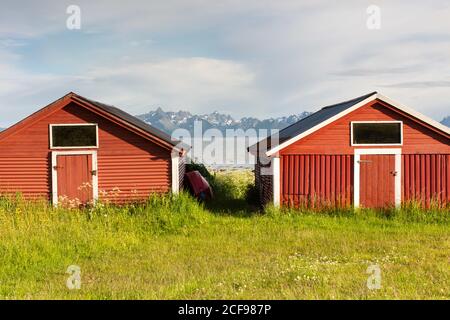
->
[50,124,99,149]
[351,121,403,146]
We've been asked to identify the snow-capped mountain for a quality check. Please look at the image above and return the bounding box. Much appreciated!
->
[136,108,312,134]
[441,116,450,127]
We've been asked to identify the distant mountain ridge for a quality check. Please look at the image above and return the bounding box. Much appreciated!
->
[0,113,449,134]
[136,107,313,134]
[441,116,450,127]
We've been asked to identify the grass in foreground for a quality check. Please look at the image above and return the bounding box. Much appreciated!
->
[0,170,448,299]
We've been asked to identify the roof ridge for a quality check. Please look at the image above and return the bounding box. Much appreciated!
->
[320,91,377,110]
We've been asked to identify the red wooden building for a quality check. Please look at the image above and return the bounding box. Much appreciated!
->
[250,92,450,208]
[0,92,187,205]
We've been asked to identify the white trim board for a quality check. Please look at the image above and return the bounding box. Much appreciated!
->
[353,148,401,208]
[266,93,449,156]
[171,150,180,194]
[272,157,280,206]
[49,123,99,149]
[51,150,98,206]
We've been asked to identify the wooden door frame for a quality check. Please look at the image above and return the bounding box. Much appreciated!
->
[51,150,98,206]
[353,148,401,208]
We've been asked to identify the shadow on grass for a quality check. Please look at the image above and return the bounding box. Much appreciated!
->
[204,197,261,217]
[204,178,262,217]
[192,168,262,217]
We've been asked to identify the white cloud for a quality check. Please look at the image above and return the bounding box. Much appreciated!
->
[77,57,259,113]
[0,57,261,126]
[0,0,449,126]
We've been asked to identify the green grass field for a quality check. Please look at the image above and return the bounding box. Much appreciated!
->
[0,170,448,299]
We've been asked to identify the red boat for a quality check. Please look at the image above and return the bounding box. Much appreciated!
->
[184,171,213,200]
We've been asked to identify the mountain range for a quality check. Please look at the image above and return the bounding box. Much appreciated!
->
[441,116,450,127]
[136,108,313,135]
[0,111,449,134]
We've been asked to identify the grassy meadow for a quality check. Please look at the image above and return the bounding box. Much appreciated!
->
[0,169,449,299]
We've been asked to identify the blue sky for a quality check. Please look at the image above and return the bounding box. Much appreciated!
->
[0,0,449,127]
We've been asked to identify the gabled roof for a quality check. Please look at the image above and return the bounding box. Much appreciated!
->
[250,92,450,156]
[276,92,377,146]
[0,92,189,152]
[72,94,179,147]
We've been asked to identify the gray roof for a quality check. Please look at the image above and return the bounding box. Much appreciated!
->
[73,93,186,149]
[256,92,378,150]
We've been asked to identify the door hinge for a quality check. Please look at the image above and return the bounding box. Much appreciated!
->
[91,170,97,176]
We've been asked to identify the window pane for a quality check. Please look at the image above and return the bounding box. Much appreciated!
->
[52,125,97,147]
[353,123,401,144]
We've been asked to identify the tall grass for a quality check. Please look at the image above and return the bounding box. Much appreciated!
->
[264,202,449,224]
[0,171,448,299]
[0,170,447,228]
[0,191,211,298]
[0,192,209,236]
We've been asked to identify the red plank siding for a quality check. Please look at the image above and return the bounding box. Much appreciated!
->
[0,157,50,199]
[402,154,449,206]
[98,154,170,203]
[280,154,353,207]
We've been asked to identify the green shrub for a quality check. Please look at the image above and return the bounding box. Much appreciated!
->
[244,183,259,205]
[210,170,253,200]
[185,162,213,181]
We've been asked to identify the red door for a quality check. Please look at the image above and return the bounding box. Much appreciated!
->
[359,154,396,208]
[56,154,93,205]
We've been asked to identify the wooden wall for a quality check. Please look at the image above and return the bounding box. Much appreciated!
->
[402,154,450,206]
[0,101,172,203]
[281,154,353,207]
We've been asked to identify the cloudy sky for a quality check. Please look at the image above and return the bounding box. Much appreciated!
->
[0,0,449,127]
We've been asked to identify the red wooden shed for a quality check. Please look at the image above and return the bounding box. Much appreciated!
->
[0,92,188,205]
[249,92,450,208]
